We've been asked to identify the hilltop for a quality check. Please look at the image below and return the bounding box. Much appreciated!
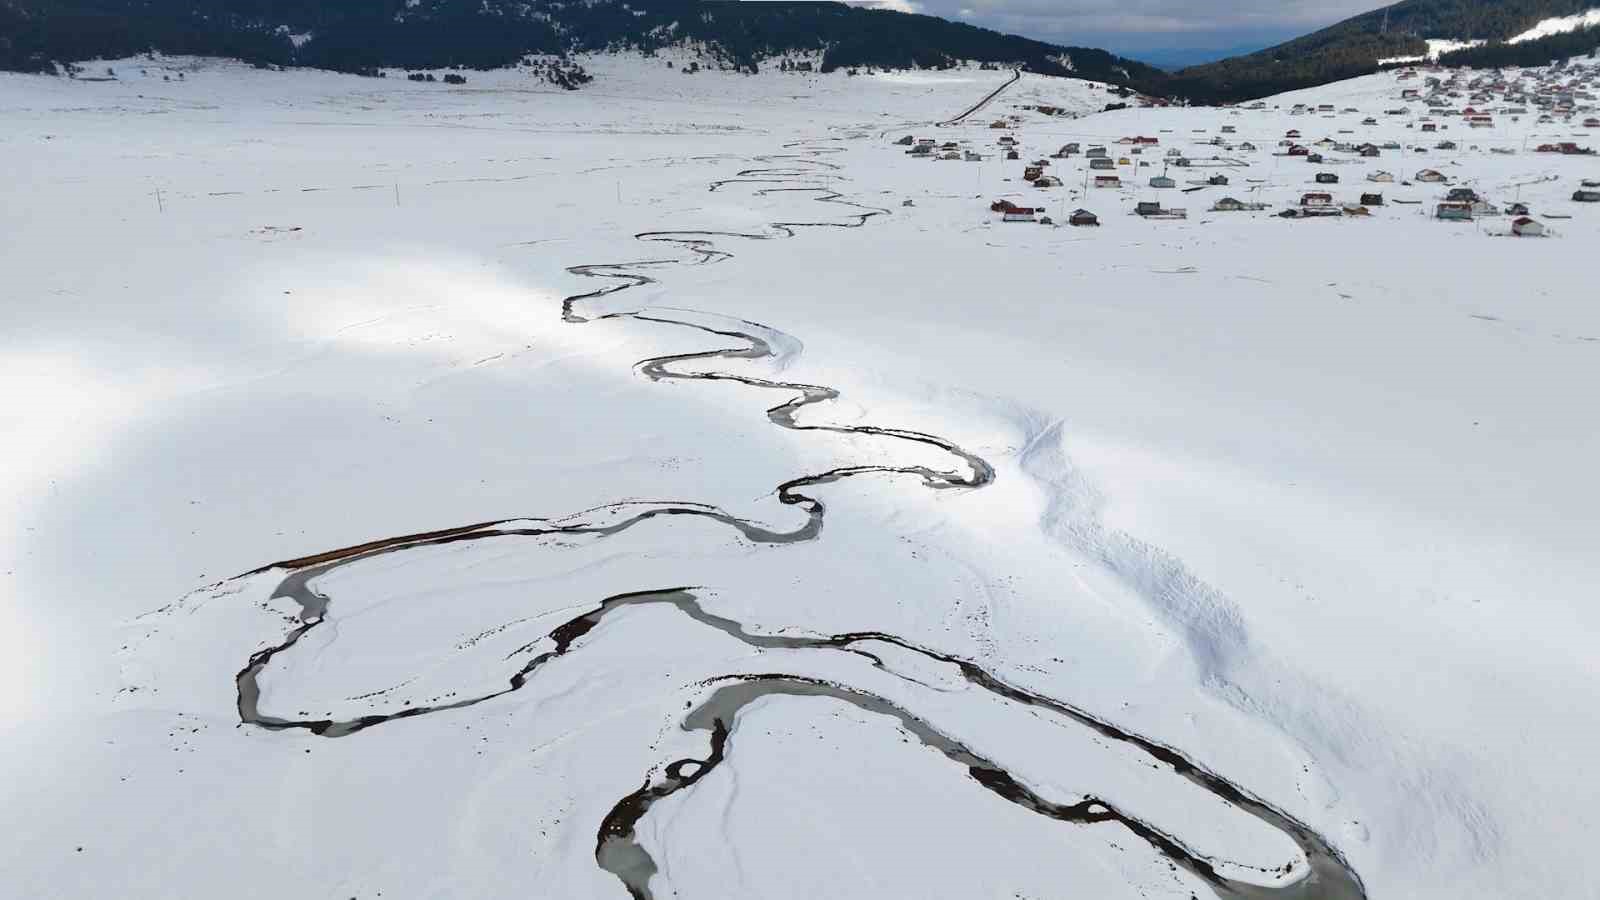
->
[1171,0,1600,102]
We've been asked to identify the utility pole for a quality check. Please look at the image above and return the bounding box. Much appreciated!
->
[154,188,164,213]
[394,183,401,207]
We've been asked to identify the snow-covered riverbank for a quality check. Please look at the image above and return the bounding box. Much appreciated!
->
[3,55,1597,899]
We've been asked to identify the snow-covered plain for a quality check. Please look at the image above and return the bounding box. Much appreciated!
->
[3,55,1599,899]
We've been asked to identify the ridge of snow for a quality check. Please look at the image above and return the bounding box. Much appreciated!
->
[1377,38,1486,66]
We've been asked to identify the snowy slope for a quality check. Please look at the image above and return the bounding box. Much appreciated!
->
[1509,7,1600,42]
[3,54,1599,900]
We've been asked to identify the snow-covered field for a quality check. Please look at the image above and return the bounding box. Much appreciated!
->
[3,54,1598,899]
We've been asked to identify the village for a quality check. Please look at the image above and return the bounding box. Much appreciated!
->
[889,58,1600,238]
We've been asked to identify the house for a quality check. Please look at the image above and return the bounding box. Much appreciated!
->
[1006,150,1020,160]
[1285,129,1302,139]
[1118,157,1133,166]
[1002,206,1038,222]
[1415,169,1447,182]
[1343,205,1372,216]
[1435,201,1474,220]
[989,199,1019,212]
[1288,145,1310,157]
[1094,175,1121,188]
[1086,146,1108,158]
[1306,153,1324,163]
[1505,202,1530,216]
[1034,175,1063,188]
[1212,196,1247,211]
[1362,117,1379,126]
[1208,174,1229,186]
[1052,143,1079,158]
[1172,157,1191,167]
[894,135,914,146]
[1239,141,1258,151]
[1360,192,1385,206]
[989,120,1009,129]
[1446,187,1479,203]
[1437,140,1458,150]
[1069,209,1100,226]
[1584,117,1600,127]
[908,144,932,156]
[1090,157,1115,170]
[1315,172,1339,184]
[1301,192,1333,207]
[998,136,1017,146]
[1511,216,1546,236]
[964,151,984,162]
[1135,201,1164,216]
[1149,175,1176,188]
[1575,190,1600,202]
[1221,124,1237,133]
[1023,165,1044,181]
[1421,122,1438,132]
[1358,144,1381,157]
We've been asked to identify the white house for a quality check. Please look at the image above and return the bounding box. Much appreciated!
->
[1511,216,1545,236]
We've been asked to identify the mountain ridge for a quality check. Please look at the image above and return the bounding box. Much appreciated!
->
[1170,0,1600,102]
[0,0,1168,95]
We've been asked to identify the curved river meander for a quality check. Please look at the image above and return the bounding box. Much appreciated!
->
[218,137,1366,899]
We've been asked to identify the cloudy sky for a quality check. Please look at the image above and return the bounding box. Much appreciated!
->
[835,0,1393,60]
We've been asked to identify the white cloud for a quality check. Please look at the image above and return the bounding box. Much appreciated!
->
[844,0,924,12]
[899,0,1386,41]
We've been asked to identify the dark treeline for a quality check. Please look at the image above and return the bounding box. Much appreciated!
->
[0,0,1167,92]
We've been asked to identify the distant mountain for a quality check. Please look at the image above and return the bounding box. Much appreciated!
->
[0,0,1167,94]
[1169,0,1600,102]
[1128,41,1288,71]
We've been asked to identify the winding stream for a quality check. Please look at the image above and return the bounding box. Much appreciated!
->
[218,136,1365,899]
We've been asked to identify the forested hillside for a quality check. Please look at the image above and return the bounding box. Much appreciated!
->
[1437,22,1600,67]
[0,0,1167,93]
[1170,0,1600,102]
